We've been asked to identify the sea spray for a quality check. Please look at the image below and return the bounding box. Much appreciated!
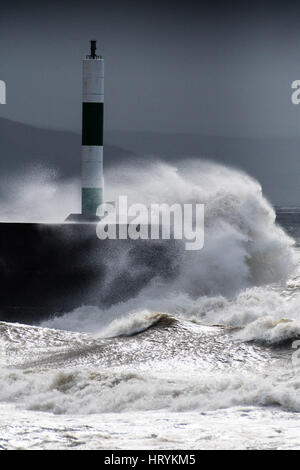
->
[41,158,296,335]
[0,158,297,341]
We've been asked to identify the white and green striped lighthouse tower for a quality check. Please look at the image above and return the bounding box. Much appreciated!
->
[81,40,104,217]
[66,40,104,222]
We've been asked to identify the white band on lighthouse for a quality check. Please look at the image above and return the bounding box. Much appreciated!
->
[81,43,104,217]
[82,60,104,103]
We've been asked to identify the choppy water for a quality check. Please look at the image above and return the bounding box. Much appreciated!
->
[1,160,300,449]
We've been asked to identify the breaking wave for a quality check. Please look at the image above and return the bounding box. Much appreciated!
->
[39,158,298,346]
[104,158,296,295]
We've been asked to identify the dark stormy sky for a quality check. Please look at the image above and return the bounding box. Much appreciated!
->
[2,0,300,137]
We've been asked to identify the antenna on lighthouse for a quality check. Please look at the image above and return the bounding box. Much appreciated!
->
[90,40,97,59]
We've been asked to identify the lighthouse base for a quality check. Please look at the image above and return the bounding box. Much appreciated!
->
[65,213,101,223]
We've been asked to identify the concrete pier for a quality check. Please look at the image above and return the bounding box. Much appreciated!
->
[0,223,179,324]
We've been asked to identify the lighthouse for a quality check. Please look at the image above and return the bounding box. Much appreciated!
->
[67,40,104,222]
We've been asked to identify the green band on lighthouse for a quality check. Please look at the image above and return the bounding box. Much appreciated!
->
[82,102,104,146]
[82,188,103,216]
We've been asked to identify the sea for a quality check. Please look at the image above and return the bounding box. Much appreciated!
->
[1,160,300,450]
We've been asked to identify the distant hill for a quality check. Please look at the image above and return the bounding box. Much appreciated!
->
[0,118,134,179]
[0,118,300,204]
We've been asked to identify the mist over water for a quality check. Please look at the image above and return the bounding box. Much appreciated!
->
[0,166,80,223]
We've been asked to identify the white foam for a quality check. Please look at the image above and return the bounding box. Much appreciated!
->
[0,365,299,415]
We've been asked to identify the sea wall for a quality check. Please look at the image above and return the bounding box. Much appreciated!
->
[0,223,178,323]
